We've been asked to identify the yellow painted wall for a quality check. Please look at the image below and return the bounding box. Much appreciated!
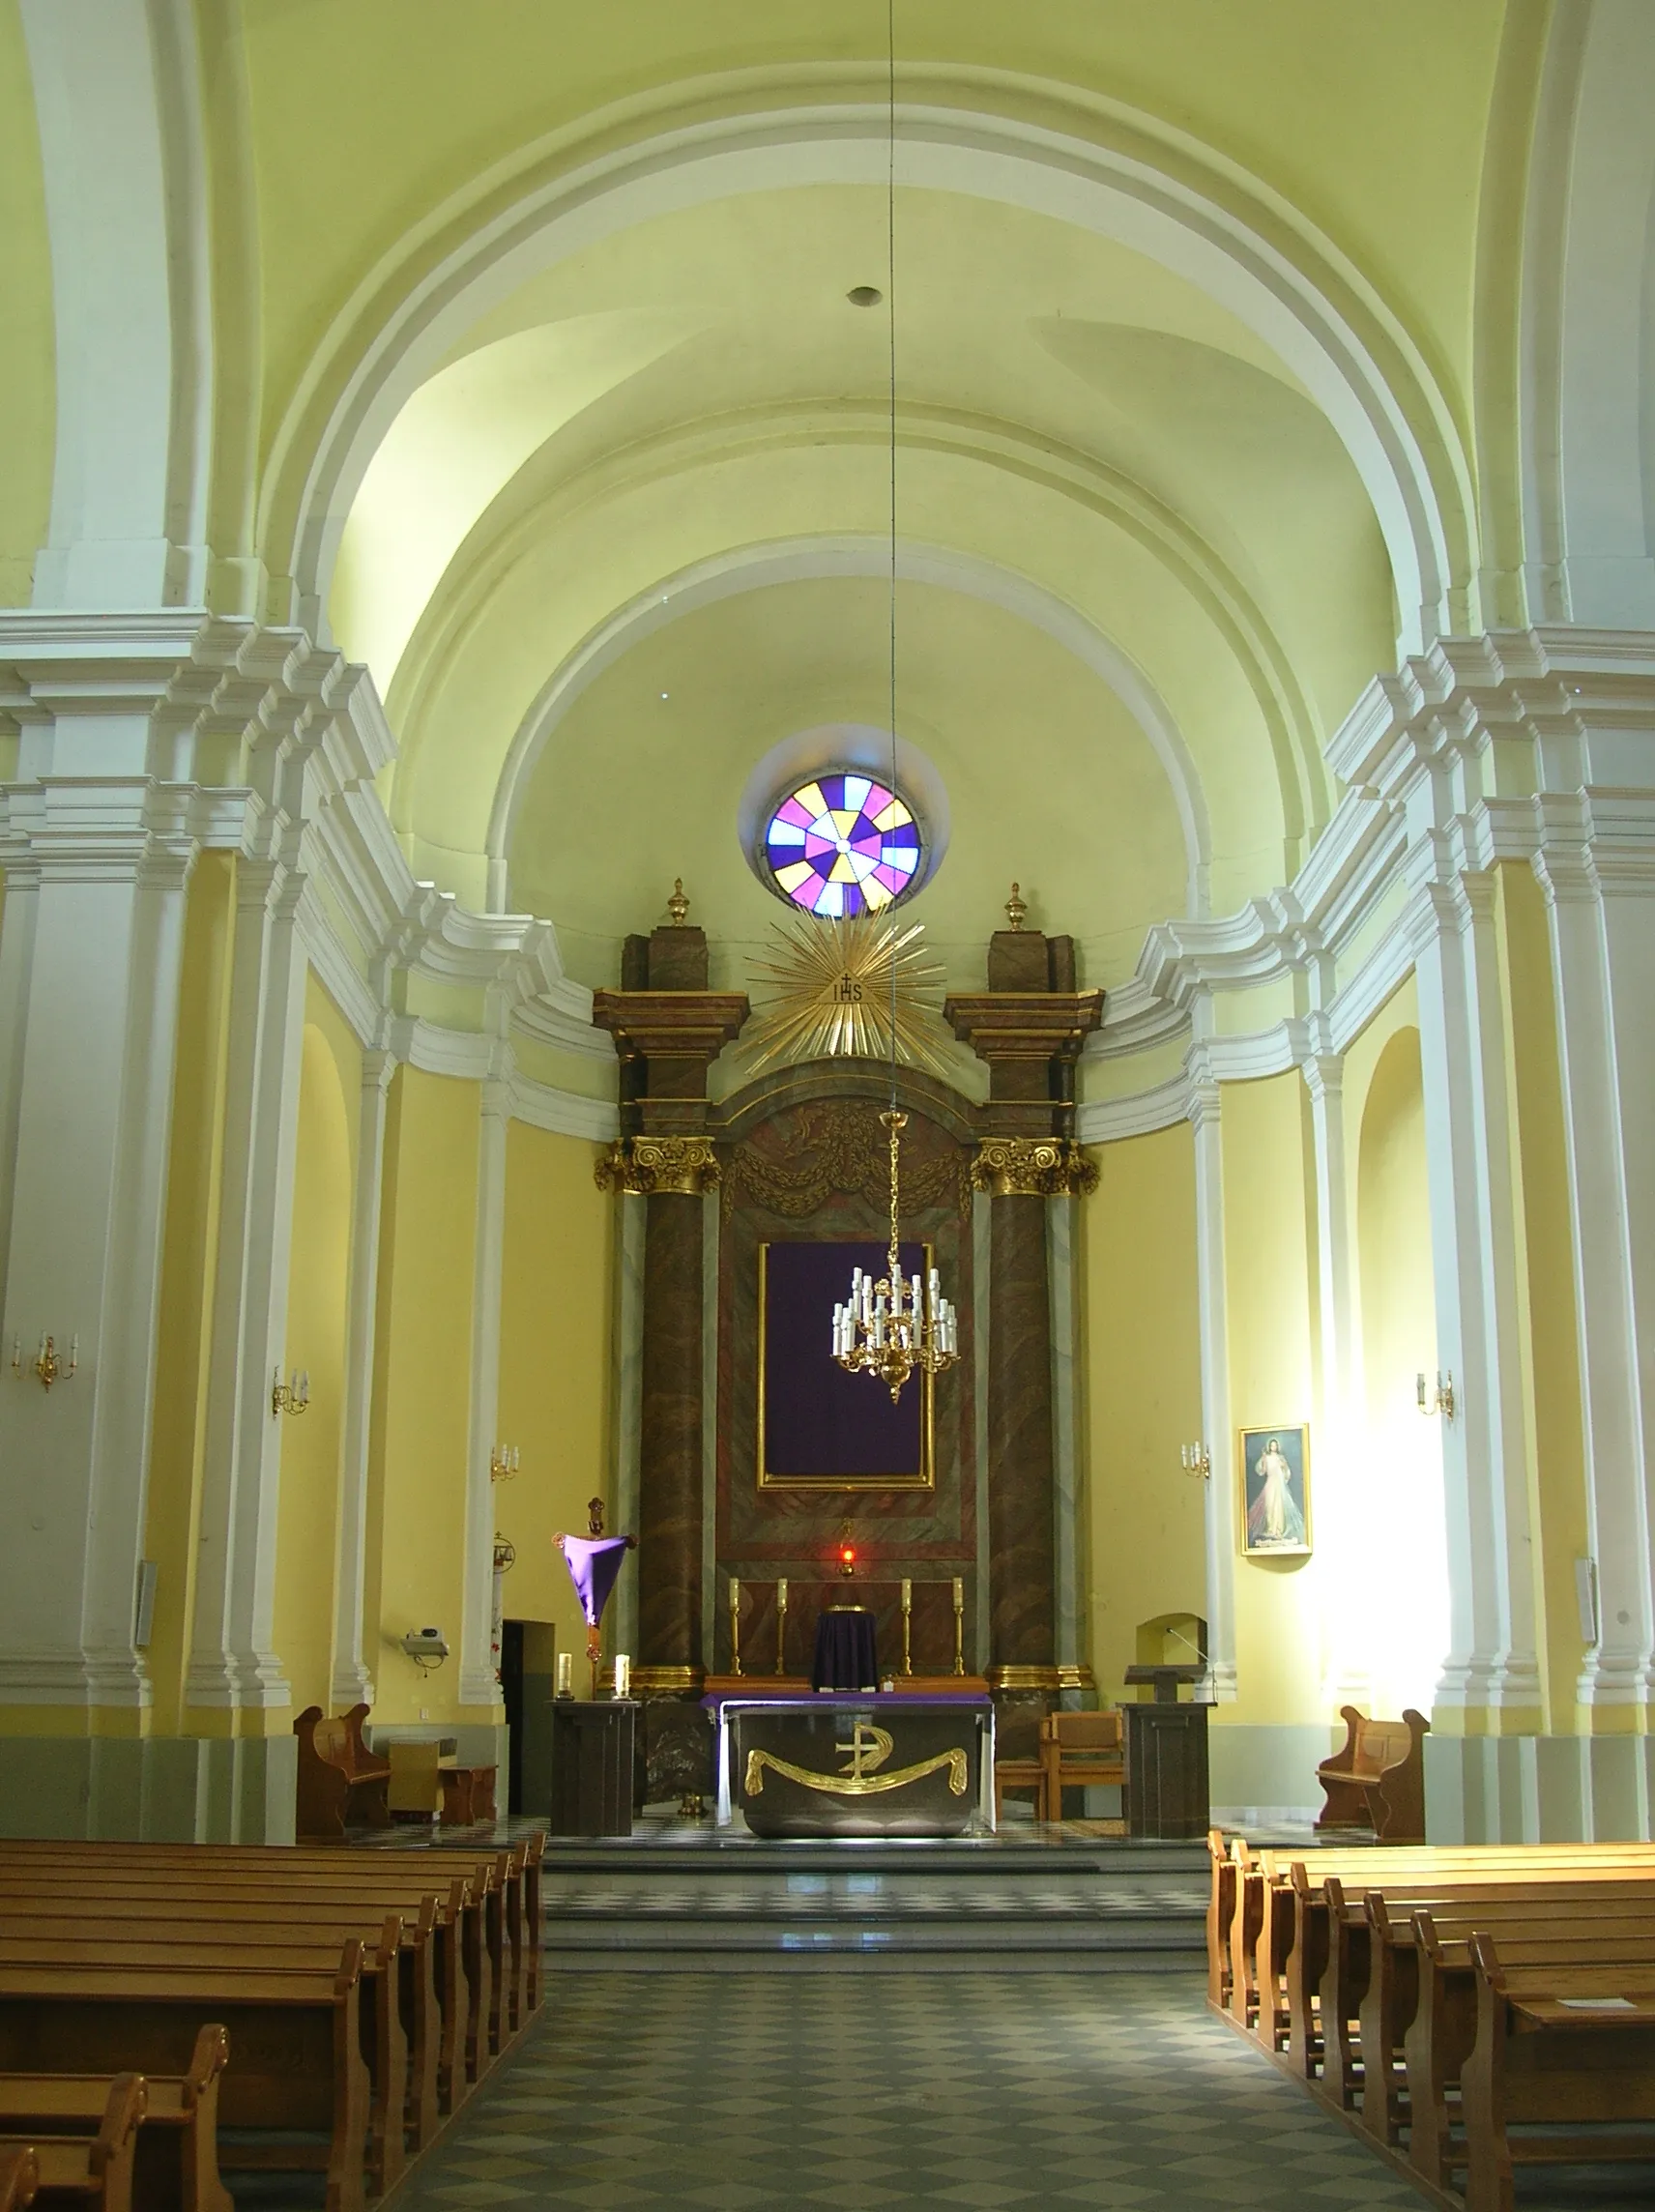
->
[0,0,53,605]
[1081,1122,1205,1701]
[495,1124,617,1643]
[1494,861,1589,1731]
[365,1065,479,1722]
[270,989,360,1715]
[144,854,238,1735]
[1353,1025,1448,1718]
[1222,1069,1321,1725]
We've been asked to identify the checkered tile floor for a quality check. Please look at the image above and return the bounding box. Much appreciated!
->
[392,1973,1430,2210]
[543,1876,1204,1919]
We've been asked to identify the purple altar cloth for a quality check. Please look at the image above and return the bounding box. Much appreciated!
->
[558,1534,631,1627]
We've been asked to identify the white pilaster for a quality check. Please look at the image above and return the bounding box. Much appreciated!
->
[1302,1048,1371,1706]
[0,781,194,1705]
[1188,1079,1236,1700]
[187,859,308,1710]
[329,1047,393,1706]
[1534,802,1655,1708]
[458,1081,508,1708]
[1408,869,1542,1719]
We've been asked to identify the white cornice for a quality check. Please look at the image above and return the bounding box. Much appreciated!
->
[507,1068,619,1143]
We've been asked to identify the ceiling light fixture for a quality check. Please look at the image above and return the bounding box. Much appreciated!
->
[847,284,883,306]
[831,0,959,1407]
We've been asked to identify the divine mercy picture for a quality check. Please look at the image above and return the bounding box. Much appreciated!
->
[1239,1424,1311,1556]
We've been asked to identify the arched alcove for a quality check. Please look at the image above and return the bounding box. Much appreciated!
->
[1354,1026,1448,1717]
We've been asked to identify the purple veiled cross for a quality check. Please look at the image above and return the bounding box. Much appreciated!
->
[558,1534,633,1659]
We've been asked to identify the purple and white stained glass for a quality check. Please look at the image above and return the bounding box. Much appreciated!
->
[764,773,921,917]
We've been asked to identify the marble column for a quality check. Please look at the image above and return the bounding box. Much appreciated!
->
[593,890,746,1800]
[985,1190,1058,1671]
[638,1183,707,1671]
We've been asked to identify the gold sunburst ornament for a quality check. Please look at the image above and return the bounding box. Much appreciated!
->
[740,912,952,1079]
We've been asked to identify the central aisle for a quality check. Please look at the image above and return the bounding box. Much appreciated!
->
[394,1969,1422,2208]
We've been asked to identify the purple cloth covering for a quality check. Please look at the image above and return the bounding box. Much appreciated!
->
[558,1534,631,1627]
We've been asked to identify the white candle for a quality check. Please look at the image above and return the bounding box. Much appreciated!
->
[777,1578,788,1606]
[614,1652,630,1699]
[555,1651,572,1698]
[901,1578,912,1608]
[952,1577,964,1609]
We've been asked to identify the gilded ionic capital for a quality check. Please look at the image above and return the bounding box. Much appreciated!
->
[970,1136,1097,1198]
[594,1136,721,1196]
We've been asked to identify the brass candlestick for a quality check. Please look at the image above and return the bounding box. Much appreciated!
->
[775,1578,788,1675]
[952,1577,965,1676]
[901,1578,913,1675]
[729,1577,742,1676]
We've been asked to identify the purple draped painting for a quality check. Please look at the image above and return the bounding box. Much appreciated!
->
[759,1239,932,1487]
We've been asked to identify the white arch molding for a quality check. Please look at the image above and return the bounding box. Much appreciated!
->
[480,536,1213,922]
[263,90,1474,662]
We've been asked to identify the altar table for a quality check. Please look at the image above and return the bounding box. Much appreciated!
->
[707,1693,995,1837]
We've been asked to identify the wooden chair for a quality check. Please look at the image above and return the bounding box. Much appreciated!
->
[992,1759,1044,1825]
[1038,1711,1126,1823]
[1316,1705,1428,1842]
[295,1704,392,1839]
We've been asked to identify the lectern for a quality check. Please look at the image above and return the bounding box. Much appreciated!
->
[1121,1665,1209,1839]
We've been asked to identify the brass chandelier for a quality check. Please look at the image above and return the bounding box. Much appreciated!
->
[832,1108,959,1403]
[829,0,960,1407]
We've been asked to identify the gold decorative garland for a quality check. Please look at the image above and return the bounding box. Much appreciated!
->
[724,1101,971,1222]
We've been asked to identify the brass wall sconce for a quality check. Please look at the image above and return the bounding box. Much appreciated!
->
[1417,1370,1456,1421]
[1180,1441,1211,1480]
[12,1334,77,1390]
[271,1367,309,1417]
[489,1442,520,1482]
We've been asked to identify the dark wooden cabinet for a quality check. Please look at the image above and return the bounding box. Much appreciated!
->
[549,1700,637,1837]
[1123,1701,1209,1839]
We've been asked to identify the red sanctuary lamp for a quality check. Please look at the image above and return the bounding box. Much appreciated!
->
[837,1541,857,1579]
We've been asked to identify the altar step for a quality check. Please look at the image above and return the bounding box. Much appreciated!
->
[541,1836,1209,1972]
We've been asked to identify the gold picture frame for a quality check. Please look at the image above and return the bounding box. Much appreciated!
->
[1238,1423,1311,1557]
[757,1240,936,1491]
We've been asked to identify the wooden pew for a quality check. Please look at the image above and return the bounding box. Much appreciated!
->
[0,2025,228,2212]
[294,1705,392,1839]
[0,2076,144,2212]
[0,1834,543,2052]
[1462,1925,1655,2212]
[1231,1840,1655,2052]
[0,1943,367,2212]
[1315,1706,1429,1841]
[0,1919,406,2199]
[0,1841,531,2097]
[0,2149,36,2212]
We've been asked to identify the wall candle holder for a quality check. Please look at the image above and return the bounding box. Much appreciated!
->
[12,1334,77,1391]
[1417,1369,1456,1421]
[952,1577,965,1676]
[728,1576,741,1677]
[489,1442,520,1482]
[271,1367,308,1417]
[900,1578,913,1675]
[775,1579,788,1675]
[1180,1441,1211,1480]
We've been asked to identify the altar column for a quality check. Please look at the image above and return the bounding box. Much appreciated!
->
[594,890,745,1798]
[947,904,1101,1757]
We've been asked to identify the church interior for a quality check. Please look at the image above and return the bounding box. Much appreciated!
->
[3,1,1655,2206]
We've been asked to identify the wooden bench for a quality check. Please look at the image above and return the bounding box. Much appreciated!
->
[1464,1923,1655,2212]
[0,1941,367,2212]
[0,2025,228,2212]
[0,2076,144,2212]
[1220,1837,1655,2047]
[0,2149,35,2212]
[1315,1705,1429,1841]
[0,1831,543,2080]
[1038,1712,1124,1824]
[295,1704,392,1839]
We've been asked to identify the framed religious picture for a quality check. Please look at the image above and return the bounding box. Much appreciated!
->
[1238,1424,1311,1557]
[757,1239,935,1490]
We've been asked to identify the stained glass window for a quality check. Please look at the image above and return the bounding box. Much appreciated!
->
[762,773,922,917]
